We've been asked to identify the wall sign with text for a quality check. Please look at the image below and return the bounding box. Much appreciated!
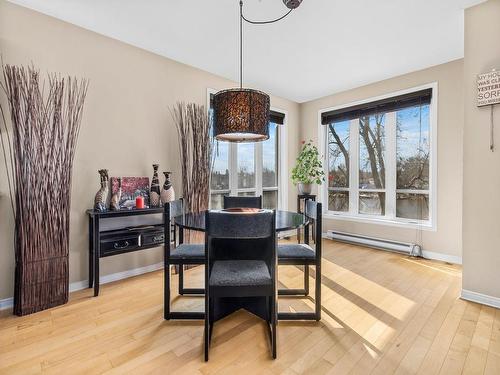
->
[477,70,500,107]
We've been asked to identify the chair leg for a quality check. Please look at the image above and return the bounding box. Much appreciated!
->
[315,263,321,321]
[209,298,214,342]
[178,265,184,295]
[178,264,205,295]
[278,264,309,296]
[304,265,310,296]
[167,263,206,320]
[272,296,277,359]
[277,264,319,321]
[164,264,171,320]
[204,296,210,362]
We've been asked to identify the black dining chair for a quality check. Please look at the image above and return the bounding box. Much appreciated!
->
[223,195,262,209]
[164,199,205,320]
[278,200,322,321]
[204,209,277,361]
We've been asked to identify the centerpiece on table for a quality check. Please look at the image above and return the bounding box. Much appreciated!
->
[291,140,325,195]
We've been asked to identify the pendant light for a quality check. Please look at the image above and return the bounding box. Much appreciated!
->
[213,0,302,142]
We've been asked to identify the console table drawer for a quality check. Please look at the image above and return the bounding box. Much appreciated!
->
[100,234,140,257]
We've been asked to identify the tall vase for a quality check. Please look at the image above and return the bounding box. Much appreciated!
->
[150,164,161,207]
[161,171,176,205]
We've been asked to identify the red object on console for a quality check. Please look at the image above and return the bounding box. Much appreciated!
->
[135,196,145,209]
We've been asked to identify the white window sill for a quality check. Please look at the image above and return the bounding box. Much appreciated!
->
[323,212,436,231]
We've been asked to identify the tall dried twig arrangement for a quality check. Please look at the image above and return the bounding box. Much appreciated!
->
[171,102,211,242]
[0,64,88,316]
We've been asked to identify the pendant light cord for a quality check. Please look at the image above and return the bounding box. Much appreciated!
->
[241,3,293,25]
[239,0,296,88]
[242,10,292,24]
[240,0,243,89]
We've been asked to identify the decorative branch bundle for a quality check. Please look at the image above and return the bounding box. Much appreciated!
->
[0,64,88,315]
[171,102,211,242]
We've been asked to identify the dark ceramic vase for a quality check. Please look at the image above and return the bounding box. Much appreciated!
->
[150,164,161,207]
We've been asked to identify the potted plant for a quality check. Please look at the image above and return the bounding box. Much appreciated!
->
[291,140,325,194]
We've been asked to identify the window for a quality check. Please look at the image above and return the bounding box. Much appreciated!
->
[321,85,435,228]
[209,93,285,210]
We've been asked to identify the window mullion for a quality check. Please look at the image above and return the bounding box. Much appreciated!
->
[229,142,237,195]
[255,142,263,197]
[385,111,397,219]
[349,119,359,215]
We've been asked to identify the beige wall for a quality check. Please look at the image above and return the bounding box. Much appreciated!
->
[0,1,300,300]
[299,60,464,261]
[462,0,500,299]
[3,0,498,305]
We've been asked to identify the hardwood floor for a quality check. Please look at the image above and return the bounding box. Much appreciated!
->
[1,239,499,375]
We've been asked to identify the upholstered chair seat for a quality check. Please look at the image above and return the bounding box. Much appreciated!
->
[170,243,205,262]
[210,260,271,286]
[278,244,315,261]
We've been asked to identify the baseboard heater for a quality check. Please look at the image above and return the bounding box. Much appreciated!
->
[327,230,422,257]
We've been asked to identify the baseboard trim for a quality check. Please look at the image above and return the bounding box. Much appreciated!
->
[323,232,462,264]
[461,289,500,309]
[0,261,164,311]
[69,261,164,293]
[421,250,462,265]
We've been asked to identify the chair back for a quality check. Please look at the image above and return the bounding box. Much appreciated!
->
[164,199,185,257]
[304,199,320,220]
[303,200,322,251]
[223,195,262,209]
[166,198,184,219]
[205,209,276,268]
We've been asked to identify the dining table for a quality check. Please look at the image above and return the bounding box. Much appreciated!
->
[173,209,309,233]
[172,209,310,321]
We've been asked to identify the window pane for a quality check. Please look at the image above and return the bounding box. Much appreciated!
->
[328,190,349,212]
[396,104,430,190]
[237,191,256,197]
[263,190,278,209]
[237,143,255,188]
[210,192,229,210]
[211,141,229,190]
[396,193,429,220]
[263,123,278,188]
[327,121,350,188]
[359,192,385,215]
[359,114,385,189]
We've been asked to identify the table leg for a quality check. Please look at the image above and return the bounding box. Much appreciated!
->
[94,216,100,297]
[88,216,94,288]
[297,196,301,243]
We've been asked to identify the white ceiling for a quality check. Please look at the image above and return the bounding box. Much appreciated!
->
[9,0,485,103]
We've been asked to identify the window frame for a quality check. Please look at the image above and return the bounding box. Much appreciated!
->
[207,88,288,210]
[318,82,438,231]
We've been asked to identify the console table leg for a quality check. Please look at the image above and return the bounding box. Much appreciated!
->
[88,216,94,289]
[94,216,100,297]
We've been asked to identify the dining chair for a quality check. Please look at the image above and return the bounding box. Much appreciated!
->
[277,200,322,321]
[223,195,262,209]
[164,199,205,320]
[204,209,277,361]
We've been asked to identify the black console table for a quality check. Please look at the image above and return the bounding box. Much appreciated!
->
[87,208,165,296]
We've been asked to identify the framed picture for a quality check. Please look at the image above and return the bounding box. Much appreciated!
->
[110,177,150,208]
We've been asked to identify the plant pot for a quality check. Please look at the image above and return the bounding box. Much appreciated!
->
[298,183,312,195]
